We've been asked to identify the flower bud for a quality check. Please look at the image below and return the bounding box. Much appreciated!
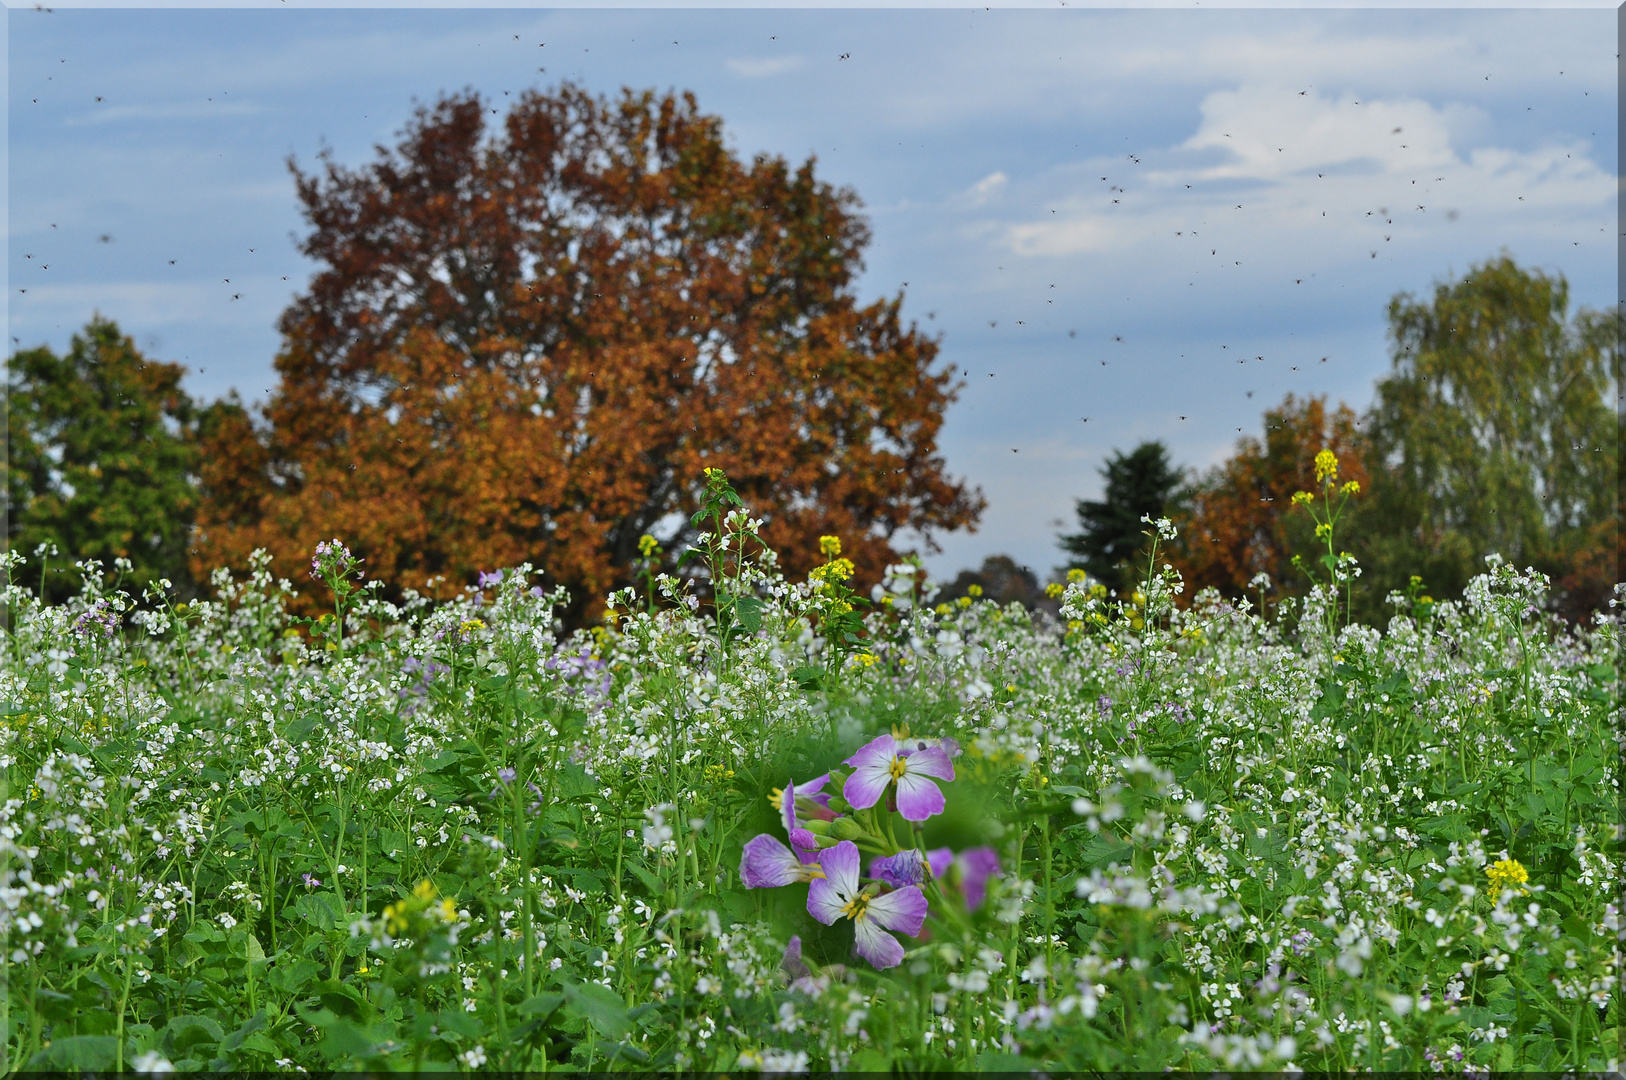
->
[802,819,832,836]
[829,817,868,842]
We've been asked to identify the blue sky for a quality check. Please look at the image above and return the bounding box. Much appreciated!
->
[7,3,1616,580]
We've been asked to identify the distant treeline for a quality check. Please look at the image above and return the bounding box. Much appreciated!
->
[2,83,1617,625]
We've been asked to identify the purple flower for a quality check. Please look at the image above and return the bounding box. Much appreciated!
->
[807,841,927,970]
[497,767,517,785]
[740,834,827,889]
[302,873,321,889]
[478,570,505,589]
[928,845,1002,911]
[779,780,821,862]
[782,935,811,982]
[870,849,927,888]
[842,734,955,822]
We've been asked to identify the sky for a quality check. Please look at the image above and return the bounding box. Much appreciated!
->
[6,3,1618,582]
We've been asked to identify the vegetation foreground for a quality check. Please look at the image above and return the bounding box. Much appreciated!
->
[1,472,1619,1073]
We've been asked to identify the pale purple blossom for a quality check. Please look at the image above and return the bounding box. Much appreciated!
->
[842,734,956,821]
[740,834,826,889]
[928,845,1002,911]
[806,841,927,969]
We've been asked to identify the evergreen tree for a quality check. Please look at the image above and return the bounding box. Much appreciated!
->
[1060,440,1183,594]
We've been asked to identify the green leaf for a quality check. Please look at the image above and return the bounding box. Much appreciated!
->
[565,982,632,1040]
[27,1035,120,1071]
[517,992,566,1021]
[161,1014,225,1058]
[734,595,764,632]
[268,959,322,994]
[219,1011,267,1054]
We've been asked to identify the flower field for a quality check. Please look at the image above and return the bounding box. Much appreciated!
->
[1,473,1619,1073]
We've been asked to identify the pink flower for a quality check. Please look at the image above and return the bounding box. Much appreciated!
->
[842,734,955,821]
[806,841,927,969]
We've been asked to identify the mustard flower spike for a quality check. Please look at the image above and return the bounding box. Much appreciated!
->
[1314,448,1339,483]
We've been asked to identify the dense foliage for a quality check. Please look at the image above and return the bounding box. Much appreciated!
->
[2,468,1617,1073]
[3,319,202,603]
[1167,256,1618,625]
[193,83,981,621]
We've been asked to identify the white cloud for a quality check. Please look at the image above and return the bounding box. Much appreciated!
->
[725,56,806,78]
[987,84,1612,261]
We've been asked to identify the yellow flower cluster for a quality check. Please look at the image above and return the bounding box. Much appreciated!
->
[1485,858,1528,901]
[809,558,855,584]
[1045,583,1066,599]
[1314,448,1339,483]
[383,879,462,936]
[967,584,983,597]
[1291,491,1315,507]
[1066,568,1087,584]
[638,534,660,558]
[818,535,842,558]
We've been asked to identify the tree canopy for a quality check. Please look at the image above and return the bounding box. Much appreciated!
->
[1059,440,1183,595]
[1357,254,1619,620]
[194,84,982,618]
[5,318,201,600]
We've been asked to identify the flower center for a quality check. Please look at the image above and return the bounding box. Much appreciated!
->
[888,756,907,780]
[840,894,869,921]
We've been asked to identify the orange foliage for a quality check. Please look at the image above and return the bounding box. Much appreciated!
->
[1172,395,1370,599]
[193,86,982,618]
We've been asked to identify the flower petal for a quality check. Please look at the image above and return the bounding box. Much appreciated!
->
[817,840,861,898]
[781,780,799,836]
[851,914,906,969]
[958,846,1002,911]
[740,834,809,889]
[842,760,892,811]
[843,734,897,771]
[806,879,847,925]
[870,849,926,888]
[927,847,955,880]
[893,771,945,821]
[902,745,956,782]
[865,885,928,937]
[782,935,810,982]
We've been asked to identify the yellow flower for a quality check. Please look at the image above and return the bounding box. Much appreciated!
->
[809,558,854,584]
[935,603,952,615]
[1486,858,1528,901]
[1341,479,1361,495]
[856,653,879,668]
[1314,449,1339,484]
[818,535,842,558]
[1045,583,1066,599]
[436,898,460,923]
[637,534,660,558]
[967,584,983,598]
[1291,491,1315,507]
[1314,523,1332,540]
[1088,583,1107,600]
[413,879,438,901]
[1066,568,1087,584]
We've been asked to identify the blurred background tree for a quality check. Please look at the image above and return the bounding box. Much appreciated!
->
[194,84,982,621]
[4,317,202,600]
[1168,395,1369,607]
[935,554,1055,614]
[1354,254,1619,624]
[1058,440,1182,596]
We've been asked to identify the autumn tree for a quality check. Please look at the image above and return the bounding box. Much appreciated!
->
[1358,255,1618,622]
[1171,394,1370,604]
[5,318,202,600]
[1059,440,1183,595]
[194,85,982,618]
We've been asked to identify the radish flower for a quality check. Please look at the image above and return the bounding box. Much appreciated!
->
[807,841,927,969]
[842,734,956,821]
[740,834,826,889]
